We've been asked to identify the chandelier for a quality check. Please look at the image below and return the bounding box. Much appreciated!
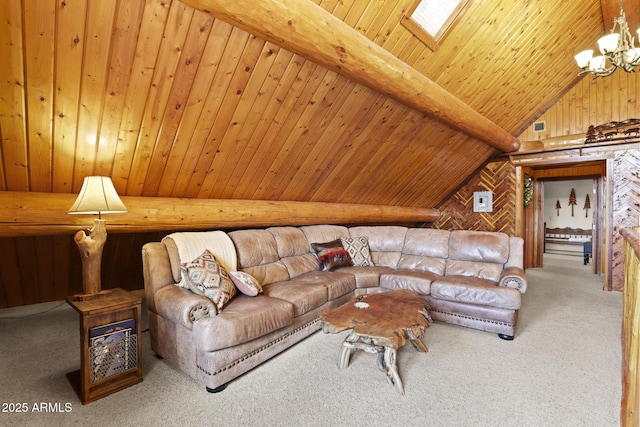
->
[574,2,640,78]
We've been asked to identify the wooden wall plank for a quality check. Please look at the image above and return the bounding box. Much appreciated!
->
[198,35,270,198]
[126,1,194,196]
[52,235,71,301]
[111,0,170,193]
[219,45,294,197]
[0,238,23,306]
[310,91,386,199]
[34,236,54,302]
[281,79,357,199]
[163,19,235,197]
[181,27,251,197]
[142,10,214,196]
[262,71,343,200]
[0,0,28,192]
[14,237,39,304]
[216,44,289,198]
[72,0,118,189]
[94,0,147,178]
[52,0,86,193]
[229,52,307,198]
[23,0,56,192]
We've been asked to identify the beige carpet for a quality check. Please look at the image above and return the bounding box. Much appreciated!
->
[0,254,622,426]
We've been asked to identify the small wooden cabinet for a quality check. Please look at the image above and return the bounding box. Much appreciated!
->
[66,288,143,404]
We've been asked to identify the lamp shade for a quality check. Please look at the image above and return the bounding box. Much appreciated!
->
[574,50,593,68]
[67,176,127,215]
[597,33,619,54]
[627,47,640,64]
[589,55,606,72]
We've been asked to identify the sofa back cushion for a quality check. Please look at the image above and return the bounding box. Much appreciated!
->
[299,225,350,248]
[448,230,510,263]
[444,260,503,282]
[268,226,318,278]
[398,228,450,274]
[348,226,407,268]
[228,229,289,285]
[445,230,510,282]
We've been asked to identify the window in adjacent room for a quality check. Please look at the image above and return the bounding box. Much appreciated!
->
[401,0,470,51]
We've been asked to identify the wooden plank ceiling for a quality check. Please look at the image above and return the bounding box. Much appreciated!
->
[0,0,612,214]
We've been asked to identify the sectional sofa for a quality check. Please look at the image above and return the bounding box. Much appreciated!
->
[141,225,526,392]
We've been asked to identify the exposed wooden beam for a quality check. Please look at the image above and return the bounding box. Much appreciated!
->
[179,0,520,153]
[0,192,440,237]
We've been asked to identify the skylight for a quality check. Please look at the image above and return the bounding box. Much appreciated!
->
[402,0,469,51]
[412,0,463,38]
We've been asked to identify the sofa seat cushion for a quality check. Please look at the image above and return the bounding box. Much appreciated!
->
[293,270,356,300]
[191,295,294,352]
[379,270,440,294]
[431,276,521,310]
[262,280,328,317]
[339,266,395,288]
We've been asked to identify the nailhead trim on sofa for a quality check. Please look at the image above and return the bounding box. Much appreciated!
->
[189,304,211,322]
[428,308,513,328]
[197,317,322,376]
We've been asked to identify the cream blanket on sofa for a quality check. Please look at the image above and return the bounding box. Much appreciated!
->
[162,231,238,287]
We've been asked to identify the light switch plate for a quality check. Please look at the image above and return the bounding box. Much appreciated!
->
[473,191,493,212]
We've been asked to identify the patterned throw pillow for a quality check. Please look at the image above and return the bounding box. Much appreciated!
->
[341,236,374,267]
[229,271,263,296]
[180,249,236,311]
[311,239,353,271]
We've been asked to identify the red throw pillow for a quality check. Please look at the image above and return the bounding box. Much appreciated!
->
[311,239,354,271]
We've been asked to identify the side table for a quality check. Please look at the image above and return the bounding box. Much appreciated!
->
[66,288,143,404]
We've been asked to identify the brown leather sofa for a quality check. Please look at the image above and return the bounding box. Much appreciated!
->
[142,225,526,392]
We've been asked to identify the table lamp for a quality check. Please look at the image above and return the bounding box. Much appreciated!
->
[67,176,127,301]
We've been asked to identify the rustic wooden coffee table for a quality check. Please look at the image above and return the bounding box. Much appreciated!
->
[320,289,431,394]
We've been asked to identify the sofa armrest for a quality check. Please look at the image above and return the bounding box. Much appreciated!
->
[154,285,217,330]
[498,266,527,293]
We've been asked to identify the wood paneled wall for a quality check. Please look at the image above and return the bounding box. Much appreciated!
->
[520,70,640,143]
[612,149,640,292]
[430,161,516,236]
[0,232,165,308]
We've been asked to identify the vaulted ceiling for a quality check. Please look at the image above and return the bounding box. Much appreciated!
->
[0,0,635,211]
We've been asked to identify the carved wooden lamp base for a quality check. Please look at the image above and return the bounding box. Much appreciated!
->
[72,218,110,302]
[67,176,128,302]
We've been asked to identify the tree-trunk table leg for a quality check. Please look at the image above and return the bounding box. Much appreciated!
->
[410,338,428,352]
[339,332,358,369]
[376,349,386,372]
[383,347,404,395]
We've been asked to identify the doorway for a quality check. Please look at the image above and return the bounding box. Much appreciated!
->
[520,160,606,278]
[540,179,597,269]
